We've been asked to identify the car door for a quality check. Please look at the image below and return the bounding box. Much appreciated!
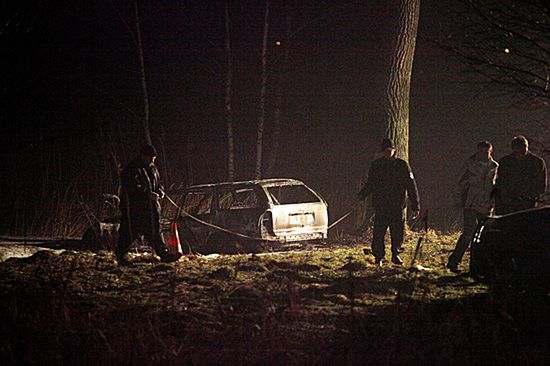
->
[212,186,266,239]
[179,189,214,243]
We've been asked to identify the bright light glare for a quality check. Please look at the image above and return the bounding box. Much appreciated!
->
[504,48,510,53]
[275,41,281,46]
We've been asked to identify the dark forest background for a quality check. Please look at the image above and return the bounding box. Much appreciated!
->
[1,0,547,236]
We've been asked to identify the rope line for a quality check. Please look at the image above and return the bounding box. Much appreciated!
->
[164,194,354,242]
[327,210,354,230]
[163,192,549,242]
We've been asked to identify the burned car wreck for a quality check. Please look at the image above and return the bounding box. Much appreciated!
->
[161,179,328,253]
[469,206,550,293]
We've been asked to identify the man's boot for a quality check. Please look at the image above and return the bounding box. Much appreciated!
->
[391,255,403,266]
[446,262,460,273]
[116,252,131,266]
[157,248,182,263]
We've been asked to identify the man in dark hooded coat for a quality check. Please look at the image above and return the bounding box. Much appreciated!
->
[116,145,181,265]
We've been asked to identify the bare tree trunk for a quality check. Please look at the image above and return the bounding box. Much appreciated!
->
[266,7,291,178]
[186,136,193,186]
[116,118,128,163]
[159,124,171,186]
[134,0,152,146]
[225,1,235,181]
[385,0,420,162]
[255,0,270,180]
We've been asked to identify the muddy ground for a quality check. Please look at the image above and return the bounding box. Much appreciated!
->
[0,231,548,365]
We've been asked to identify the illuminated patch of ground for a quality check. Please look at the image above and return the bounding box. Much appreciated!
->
[0,231,548,365]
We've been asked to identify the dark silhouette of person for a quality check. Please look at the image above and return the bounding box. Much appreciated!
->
[116,145,181,265]
[493,135,547,215]
[447,141,498,272]
[358,138,420,266]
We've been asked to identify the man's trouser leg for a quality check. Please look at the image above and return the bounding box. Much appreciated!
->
[448,208,480,267]
[117,212,136,257]
[144,210,182,262]
[389,209,405,256]
[148,222,169,256]
[143,209,168,255]
[372,210,390,260]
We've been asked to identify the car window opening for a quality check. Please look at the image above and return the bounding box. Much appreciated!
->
[218,188,259,210]
[184,192,212,215]
[267,185,320,205]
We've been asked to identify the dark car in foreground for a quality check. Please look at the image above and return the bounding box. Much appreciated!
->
[470,206,550,293]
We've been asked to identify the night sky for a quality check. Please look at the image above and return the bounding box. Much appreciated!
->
[2,0,547,230]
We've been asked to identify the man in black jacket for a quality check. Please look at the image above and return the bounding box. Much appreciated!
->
[358,138,420,266]
[493,135,547,215]
[116,145,181,266]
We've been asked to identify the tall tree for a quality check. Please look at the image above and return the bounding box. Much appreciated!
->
[255,0,270,179]
[385,0,421,162]
[225,1,235,181]
[134,0,152,146]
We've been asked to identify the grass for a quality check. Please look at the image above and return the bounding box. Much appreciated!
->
[0,230,548,365]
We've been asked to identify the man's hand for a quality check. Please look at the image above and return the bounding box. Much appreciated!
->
[411,209,420,220]
[150,192,160,200]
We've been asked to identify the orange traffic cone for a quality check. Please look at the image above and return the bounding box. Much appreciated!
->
[167,221,183,255]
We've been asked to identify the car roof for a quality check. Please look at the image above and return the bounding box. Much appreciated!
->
[169,178,305,192]
[495,205,550,219]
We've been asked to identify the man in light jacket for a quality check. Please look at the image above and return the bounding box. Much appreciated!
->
[447,140,498,272]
